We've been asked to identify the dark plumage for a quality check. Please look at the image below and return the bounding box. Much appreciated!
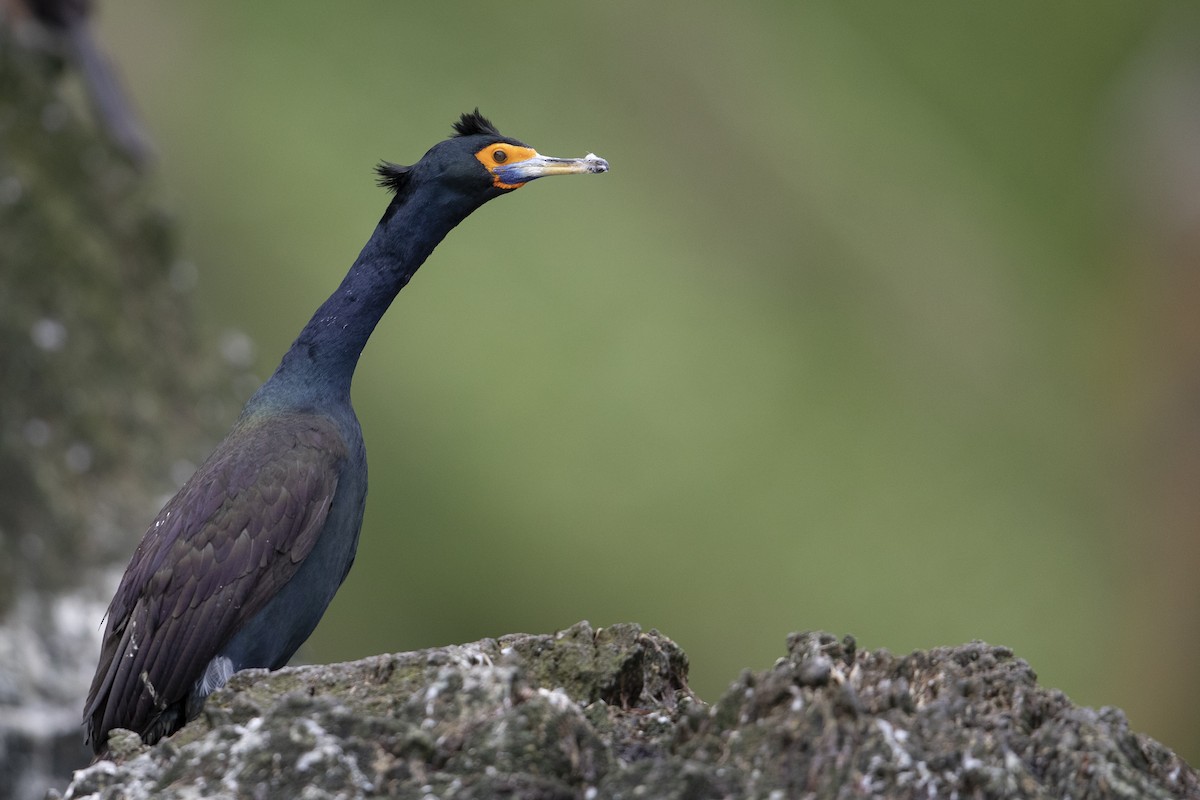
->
[83,111,607,756]
[452,109,500,138]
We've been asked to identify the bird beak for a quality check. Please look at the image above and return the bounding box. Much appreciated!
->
[493,152,609,187]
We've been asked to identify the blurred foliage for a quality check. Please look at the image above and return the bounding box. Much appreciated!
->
[92,0,1199,763]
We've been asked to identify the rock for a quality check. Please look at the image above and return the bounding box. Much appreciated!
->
[686,632,1196,799]
[52,622,1198,800]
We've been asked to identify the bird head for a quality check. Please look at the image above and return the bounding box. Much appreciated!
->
[375,110,608,201]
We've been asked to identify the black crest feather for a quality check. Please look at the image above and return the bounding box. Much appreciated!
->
[375,161,412,195]
[453,109,500,139]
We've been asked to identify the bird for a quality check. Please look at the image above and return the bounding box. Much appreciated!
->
[82,110,608,757]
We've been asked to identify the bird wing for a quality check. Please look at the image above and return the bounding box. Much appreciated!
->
[84,412,349,747]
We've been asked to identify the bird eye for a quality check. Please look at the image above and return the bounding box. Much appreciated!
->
[493,149,508,164]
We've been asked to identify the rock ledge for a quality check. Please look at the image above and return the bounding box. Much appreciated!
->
[56,621,1196,800]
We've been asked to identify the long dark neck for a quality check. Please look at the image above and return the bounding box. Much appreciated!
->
[249,184,483,411]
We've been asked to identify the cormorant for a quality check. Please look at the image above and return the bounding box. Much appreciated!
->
[83,111,607,756]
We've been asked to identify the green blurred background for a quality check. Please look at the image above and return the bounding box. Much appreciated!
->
[95,1,1200,762]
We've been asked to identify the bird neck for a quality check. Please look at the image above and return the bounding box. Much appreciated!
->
[251,184,485,411]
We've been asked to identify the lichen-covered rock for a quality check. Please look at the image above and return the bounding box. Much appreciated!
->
[58,621,692,799]
[678,632,1197,799]
[54,624,1197,800]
